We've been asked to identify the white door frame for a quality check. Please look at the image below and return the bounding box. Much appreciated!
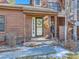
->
[32,17,36,37]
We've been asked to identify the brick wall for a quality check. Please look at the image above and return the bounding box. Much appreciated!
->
[25,15,32,37]
[0,9,24,37]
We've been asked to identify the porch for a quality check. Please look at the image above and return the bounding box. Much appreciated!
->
[0,4,58,46]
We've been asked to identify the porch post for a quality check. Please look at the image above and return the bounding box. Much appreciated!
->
[74,25,77,41]
[55,16,57,39]
[65,0,68,43]
[24,14,26,43]
[65,16,68,43]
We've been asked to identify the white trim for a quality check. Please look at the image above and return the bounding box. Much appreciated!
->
[34,0,41,7]
[32,17,36,37]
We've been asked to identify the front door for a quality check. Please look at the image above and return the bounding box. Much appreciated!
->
[32,17,43,37]
[36,17,43,37]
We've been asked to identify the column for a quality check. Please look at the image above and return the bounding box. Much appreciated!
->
[54,16,57,39]
[48,16,51,32]
[65,16,68,43]
[65,0,68,43]
[74,25,77,41]
[24,14,26,43]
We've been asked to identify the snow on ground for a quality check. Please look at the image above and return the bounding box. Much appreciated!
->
[0,45,74,59]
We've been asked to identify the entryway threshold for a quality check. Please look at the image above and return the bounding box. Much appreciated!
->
[31,37,52,42]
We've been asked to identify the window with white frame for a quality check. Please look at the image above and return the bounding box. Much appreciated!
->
[34,0,41,7]
[48,2,61,12]
[0,16,5,32]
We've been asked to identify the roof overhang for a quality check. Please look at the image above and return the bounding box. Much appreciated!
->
[0,4,58,16]
[0,4,22,10]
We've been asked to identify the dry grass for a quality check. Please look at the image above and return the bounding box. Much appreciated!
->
[67,55,79,59]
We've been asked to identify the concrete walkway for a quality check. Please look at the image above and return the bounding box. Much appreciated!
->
[0,37,59,52]
[23,37,59,47]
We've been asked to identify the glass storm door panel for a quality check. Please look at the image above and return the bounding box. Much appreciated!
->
[36,18,43,36]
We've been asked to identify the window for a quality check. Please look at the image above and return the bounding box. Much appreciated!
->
[0,16,5,32]
[77,0,79,8]
[34,0,41,7]
[48,2,61,12]
[77,10,79,21]
[16,0,31,5]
